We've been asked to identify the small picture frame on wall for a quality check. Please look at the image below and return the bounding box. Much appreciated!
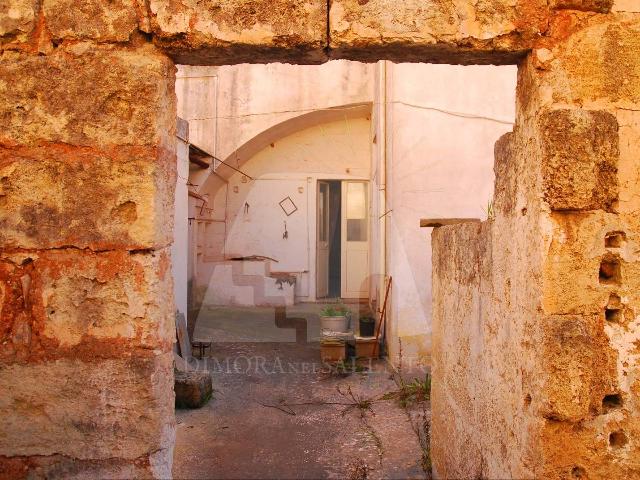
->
[279,196,298,216]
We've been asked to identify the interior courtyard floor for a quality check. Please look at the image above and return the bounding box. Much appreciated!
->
[190,302,367,344]
[173,305,429,479]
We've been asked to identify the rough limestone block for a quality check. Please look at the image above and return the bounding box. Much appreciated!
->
[329,0,550,64]
[543,211,640,315]
[0,248,175,364]
[540,109,619,212]
[493,132,517,215]
[539,315,618,422]
[0,0,35,40]
[0,44,175,148]
[42,0,140,42]
[175,370,213,408]
[540,419,640,480]
[0,144,175,250]
[536,18,640,108]
[0,353,175,462]
[149,0,327,64]
[431,222,485,479]
[617,110,640,218]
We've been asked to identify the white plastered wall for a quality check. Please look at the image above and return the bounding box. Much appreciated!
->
[376,63,517,367]
[171,129,190,320]
[200,116,371,303]
[175,61,375,165]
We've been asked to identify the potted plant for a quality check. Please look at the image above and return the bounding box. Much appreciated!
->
[359,315,376,337]
[319,304,350,333]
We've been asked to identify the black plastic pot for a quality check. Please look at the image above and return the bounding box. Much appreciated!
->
[359,318,375,337]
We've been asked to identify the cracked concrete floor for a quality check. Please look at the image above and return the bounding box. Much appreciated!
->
[172,341,428,479]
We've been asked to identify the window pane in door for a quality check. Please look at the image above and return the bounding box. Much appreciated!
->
[347,219,367,241]
[346,182,367,242]
[346,182,366,219]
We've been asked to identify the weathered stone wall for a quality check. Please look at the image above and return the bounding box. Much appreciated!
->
[1,0,638,478]
[432,8,640,479]
[0,8,178,478]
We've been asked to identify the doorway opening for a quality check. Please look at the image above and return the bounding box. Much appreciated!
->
[316,180,342,299]
[317,180,371,300]
[329,181,342,299]
[171,60,516,479]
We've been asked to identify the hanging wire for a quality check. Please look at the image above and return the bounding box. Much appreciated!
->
[182,101,514,126]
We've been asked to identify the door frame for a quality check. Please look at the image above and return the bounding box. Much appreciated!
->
[315,178,371,301]
[315,180,330,299]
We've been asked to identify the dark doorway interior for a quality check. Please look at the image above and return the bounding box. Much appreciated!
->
[328,181,341,298]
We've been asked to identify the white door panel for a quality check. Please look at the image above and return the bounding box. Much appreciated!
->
[345,249,369,295]
[341,181,369,299]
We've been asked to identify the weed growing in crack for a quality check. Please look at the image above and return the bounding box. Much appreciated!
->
[389,338,432,479]
[362,414,384,466]
[382,374,431,408]
[337,386,385,466]
[384,377,432,478]
[337,385,375,417]
[412,402,432,478]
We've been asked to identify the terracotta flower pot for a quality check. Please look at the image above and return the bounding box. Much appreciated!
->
[320,341,346,362]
